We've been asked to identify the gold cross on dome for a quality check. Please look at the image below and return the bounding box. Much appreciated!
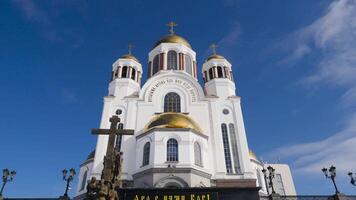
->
[166,21,178,35]
[210,43,217,55]
[128,43,134,55]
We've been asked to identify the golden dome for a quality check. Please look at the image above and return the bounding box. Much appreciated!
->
[154,34,192,49]
[145,113,202,133]
[249,149,261,163]
[206,54,225,61]
[120,54,139,62]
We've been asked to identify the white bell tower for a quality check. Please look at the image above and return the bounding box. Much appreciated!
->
[202,44,236,99]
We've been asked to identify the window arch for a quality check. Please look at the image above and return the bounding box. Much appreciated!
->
[131,68,136,80]
[229,123,240,173]
[209,68,214,80]
[142,142,150,166]
[217,66,224,78]
[164,92,181,112]
[185,55,192,75]
[121,66,128,78]
[167,139,178,162]
[152,55,160,75]
[80,170,88,191]
[221,123,233,173]
[167,51,178,70]
[194,142,202,166]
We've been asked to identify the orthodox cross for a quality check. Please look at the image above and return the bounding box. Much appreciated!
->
[92,115,134,183]
[166,21,178,35]
[210,43,217,55]
[128,43,133,55]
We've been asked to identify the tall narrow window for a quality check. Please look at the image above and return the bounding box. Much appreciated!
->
[194,142,202,166]
[153,55,159,75]
[131,68,136,80]
[209,68,214,80]
[116,123,124,151]
[142,142,150,166]
[167,51,178,70]
[121,66,128,78]
[204,71,208,82]
[164,92,181,112]
[167,139,178,162]
[80,170,88,191]
[185,55,192,75]
[230,71,234,81]
[217,66,224,78]
[221,124,233,173]
[229,123,240,173]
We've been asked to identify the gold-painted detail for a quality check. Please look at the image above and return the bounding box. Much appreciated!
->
[166,21,178,35]
[144,112,203,133]
[206,54,225,61]
[249,149,261,163]
[153,34,192,49]
[120,54,139,63]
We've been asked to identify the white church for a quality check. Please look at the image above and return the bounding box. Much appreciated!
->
[75,24,296,198]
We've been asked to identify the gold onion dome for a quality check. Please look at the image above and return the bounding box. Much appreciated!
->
[206,54,225,61]
[145,113,202,133]
[120,54,139,63]
[249,149,261,163]
[154,34,192,49]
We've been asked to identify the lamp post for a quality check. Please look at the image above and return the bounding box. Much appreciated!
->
[348,172,356,186]
[61,168,76,198]
[322,166,340,194]
[0,169,16,200]
[261,168,270,195]
[262,166,276,194]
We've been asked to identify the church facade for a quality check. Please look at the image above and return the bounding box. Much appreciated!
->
[75,26,296,197]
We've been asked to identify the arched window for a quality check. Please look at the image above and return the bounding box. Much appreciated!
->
[121,66,128,78]
[153,55,159,75]
[167,138,178,162]
[217,66,224,78]
[142,142,150,166]
[194,142,202,166]
[164,92,181,112]
[80,170,88,191]
[209,68,214,80]
[131,68,136,80]
[116,123,124,151]
[185,55,192,75]
[229,123,240,173]
[221,123,233,174]
[167,51,178,70]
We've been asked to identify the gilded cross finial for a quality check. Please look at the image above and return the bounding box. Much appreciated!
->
[210,43,217,55]
[128,43,134,55]
[166,21,178,35]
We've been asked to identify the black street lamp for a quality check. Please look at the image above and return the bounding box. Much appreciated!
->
[0,168,16,199]
[262,166,276,194]
[62,168,76,198]
[348,171,356,186]
[322,166,340,194]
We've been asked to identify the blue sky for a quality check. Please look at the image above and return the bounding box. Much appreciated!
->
[1,0,356,197]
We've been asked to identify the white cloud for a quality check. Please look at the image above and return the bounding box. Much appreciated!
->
[268,0,356,175]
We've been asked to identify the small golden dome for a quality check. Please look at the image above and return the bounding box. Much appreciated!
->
[120,54,139,63]
[154,34,192,49]
[249,149,261,163]
[145,113,202,133]
[206,54,225,61]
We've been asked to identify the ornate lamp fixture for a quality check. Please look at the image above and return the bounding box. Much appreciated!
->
[62,168,76,198]
[348,171,356,186]
[262,166,276,194]
[0,168,16,199]
[322,166,340,194]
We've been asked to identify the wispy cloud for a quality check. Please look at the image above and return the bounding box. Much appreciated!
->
[12,0,61,41]
[267,0,356,175]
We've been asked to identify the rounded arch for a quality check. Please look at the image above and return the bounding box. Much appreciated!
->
[164,92,181,112]
[167,50,178,70]
[154,176,189,188]
[139,72,205,103]
[152,55,160,75]
[167,138,178,162]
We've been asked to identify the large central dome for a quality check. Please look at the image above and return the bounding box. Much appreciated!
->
[144,113,202,133]
[153,34,192,49]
